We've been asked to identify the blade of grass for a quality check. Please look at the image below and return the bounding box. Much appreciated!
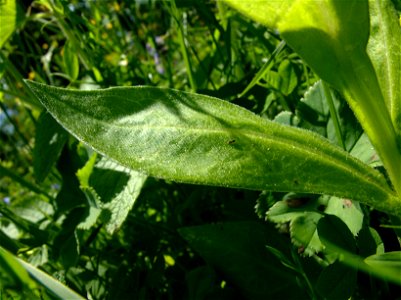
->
[322,82,345,150]
[169,0,197,91]
[239,40,286,97]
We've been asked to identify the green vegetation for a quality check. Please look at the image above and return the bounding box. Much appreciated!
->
[1,1,401,299]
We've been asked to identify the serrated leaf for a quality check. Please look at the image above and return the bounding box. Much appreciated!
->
[299,81,329,123]
[317,215,357,254]
[76,154,102,230]
[290,213,324,256]
[267,197,325,255]
[350,133,382,167]
[24,81,399,216]
[325,197,364,236]
[92,158,147,234]
[267,197,323,224]
[34,112,68,182]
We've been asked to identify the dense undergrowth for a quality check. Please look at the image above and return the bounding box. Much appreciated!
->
[1,1,401,299]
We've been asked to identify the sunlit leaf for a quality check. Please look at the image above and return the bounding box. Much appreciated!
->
[25,81,399,215]
[223,0,401,201]
[92,157,147,234]
[368,0,401,134]
[0,0,23,48]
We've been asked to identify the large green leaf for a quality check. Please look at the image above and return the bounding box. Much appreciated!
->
[25,81,399,215]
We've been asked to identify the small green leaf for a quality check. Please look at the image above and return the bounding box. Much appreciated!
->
[267,195,325,255]
[325,197,364,236]
[24,81,400,216]
[0,0,24,49]
[92,157,147,234]
[63,41,79,81]
[350,133,382,167]
[277,59,297,96]
[290,213,324,256]
[34,112,68,183]
[317,215,357,254]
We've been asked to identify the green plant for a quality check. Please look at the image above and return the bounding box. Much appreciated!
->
[1,0,401,299]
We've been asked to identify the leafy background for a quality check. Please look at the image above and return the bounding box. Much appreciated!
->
[1,0,401,299]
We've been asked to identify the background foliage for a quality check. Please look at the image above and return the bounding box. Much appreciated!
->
[1,1,401,299]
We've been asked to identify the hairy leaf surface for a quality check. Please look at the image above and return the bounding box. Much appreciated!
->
[25,81,398,214]
[368,0,401,134]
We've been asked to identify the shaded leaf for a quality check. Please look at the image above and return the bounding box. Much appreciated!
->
[92,157,147,234]
[316,261,357,300]
[317,215,357,253]
[179,222,307,299]
[34,112,68,183]
[325,197,364,236]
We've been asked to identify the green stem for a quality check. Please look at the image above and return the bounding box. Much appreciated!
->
[343,52,401,197]
[170,0,197,91]
[322,82,345,150]
[240,40,286,97]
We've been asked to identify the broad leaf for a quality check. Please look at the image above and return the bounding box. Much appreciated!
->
[24,81,399,215]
